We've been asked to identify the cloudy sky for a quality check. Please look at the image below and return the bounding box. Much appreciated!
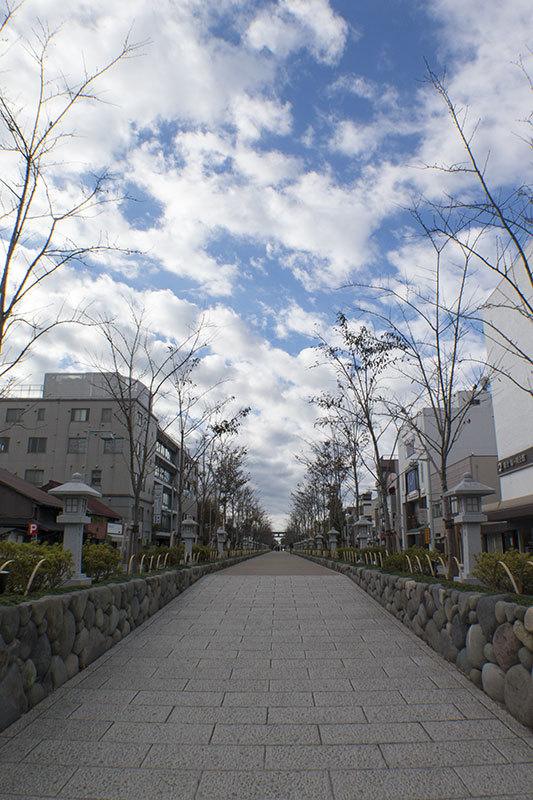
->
[2,0,532,528]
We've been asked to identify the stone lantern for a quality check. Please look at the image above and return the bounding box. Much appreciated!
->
[181,517,198,563]
[216,526,227,558]
[354,517,371,549]
[328,527,339,553]
[444,472,495,581]
[315,531,324,551]
[49,472,101,586]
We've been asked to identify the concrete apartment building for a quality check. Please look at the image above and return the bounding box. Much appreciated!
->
[397,390,499,550]
[0,373,197,546]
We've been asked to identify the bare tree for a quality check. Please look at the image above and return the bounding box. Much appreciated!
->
[317,316,403,542]
[172,356,250,542]
[0,4,143,382]
[212,443,249,543]
[94,306,205,559]
[287,482,321,545]
[353,242,489,577]
[232,484,272,548]
[419,65,533,391]
[312,390,368,520]
[296,437,350,537]
[194,409,250,545]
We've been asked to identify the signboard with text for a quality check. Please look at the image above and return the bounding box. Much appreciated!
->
[27,523,38,537]
[498,446,533,476]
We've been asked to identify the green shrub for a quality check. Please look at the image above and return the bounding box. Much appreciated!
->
[192,544,211,562]
[0,541,73,592]
[360,545,386,555]
[338,547,357,561]
[141,545,183,568]
[473,549,533,595]
[382,552,407,573]
[403,546,441,575]
[82,543,121,581]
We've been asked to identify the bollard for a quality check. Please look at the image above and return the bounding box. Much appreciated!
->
[24,558,47,596]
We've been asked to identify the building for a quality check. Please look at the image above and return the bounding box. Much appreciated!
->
[41,479,122,543]
[0,469,122,544]
[482,256,533,553]
[0,373,197,547]
[397,390,499,550]
[0,467,63,542]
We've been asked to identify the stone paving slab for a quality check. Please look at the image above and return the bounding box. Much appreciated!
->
[1,551,533,799]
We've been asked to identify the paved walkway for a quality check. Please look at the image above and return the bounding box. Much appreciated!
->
[1,552,533,799]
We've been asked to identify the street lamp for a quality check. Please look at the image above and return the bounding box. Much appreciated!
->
[181,517,198,563]
[328,527,339,553]
[49,472,101,585]
[354,517,372,549]
[217,525,227,558]
[444,472,494,581]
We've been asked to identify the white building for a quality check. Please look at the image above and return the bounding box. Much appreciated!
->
[397,390,499,550]
[482,256,533,553]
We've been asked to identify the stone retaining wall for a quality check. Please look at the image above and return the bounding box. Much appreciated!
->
[0,555,256,732]
[302,556,533,729]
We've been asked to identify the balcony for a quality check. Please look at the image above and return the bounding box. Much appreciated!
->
[406,510,427,531]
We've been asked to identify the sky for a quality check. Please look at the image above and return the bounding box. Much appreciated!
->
[1,0,532,528]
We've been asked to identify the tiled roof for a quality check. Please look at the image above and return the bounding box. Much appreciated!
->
[0,468,63,508]
[41,480,121,520]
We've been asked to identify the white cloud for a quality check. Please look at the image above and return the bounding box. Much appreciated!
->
[245,0,348,64]
[329,74,398,108]
[2,0,532,528]
[274,302,328,339]
[329,120,378,157]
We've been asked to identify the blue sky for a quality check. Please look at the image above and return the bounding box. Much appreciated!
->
[3,0,533,527]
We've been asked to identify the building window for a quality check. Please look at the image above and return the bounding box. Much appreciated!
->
[405,438,415,457]
[101,408,112,422]
[5,408,23,422]
[25,469,44,485]
[162,488,172,508]
[91,469,102,486]
[37,408,45,421]
[67,437,88,454]
[156,441,174,462]
[28,437,47,453]
[155,463,172,483]
[71,408,89,422]
[104,437,123,454]
[0,437,9,453]
[405,467,419,494]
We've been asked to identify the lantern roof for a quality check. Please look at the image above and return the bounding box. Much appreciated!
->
[49,472,102,499]
[444,472,495,499]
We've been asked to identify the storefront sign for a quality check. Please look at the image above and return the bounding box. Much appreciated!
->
[498,447,533,475]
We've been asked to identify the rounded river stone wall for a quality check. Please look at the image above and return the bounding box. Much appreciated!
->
[301,556,533,729]
[0,555,257,732]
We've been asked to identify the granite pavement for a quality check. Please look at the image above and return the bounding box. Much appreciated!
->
[1,551,532,799]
